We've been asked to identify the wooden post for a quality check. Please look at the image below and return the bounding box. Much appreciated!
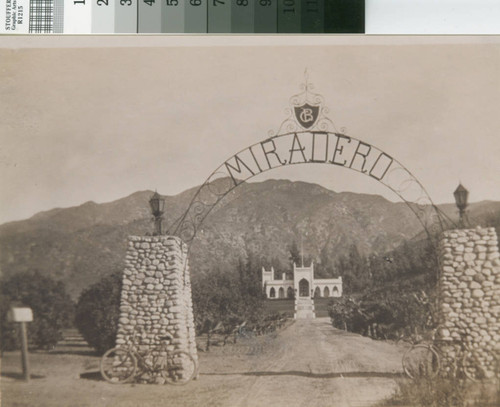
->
[19,322,30,382]
[8,307,32,382]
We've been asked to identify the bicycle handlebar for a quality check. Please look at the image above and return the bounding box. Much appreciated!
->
[127,327,174,345]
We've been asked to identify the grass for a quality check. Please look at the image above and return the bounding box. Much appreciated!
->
[377,375,499,407]
[263,299,294,315]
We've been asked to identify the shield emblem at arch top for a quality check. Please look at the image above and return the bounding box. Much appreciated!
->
[294,103,319,129]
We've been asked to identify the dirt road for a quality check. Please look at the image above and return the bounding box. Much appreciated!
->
[1,318,406,407]
[209,318,405,407]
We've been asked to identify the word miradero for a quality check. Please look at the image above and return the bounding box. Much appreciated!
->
[223,132,394,187]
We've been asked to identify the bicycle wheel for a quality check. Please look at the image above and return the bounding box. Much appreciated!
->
[162,351,197,385]
[462,350,498,382]
[462,351,485,381]
[100,347,137,384]
[402,344,440,379]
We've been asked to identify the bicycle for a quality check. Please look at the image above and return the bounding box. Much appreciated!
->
[100,330,198,385]
[401,331,441,379]
[440,338,499,382]
[402,328,499,382]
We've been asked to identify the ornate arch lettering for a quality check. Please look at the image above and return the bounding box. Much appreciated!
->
[168,78,447,245]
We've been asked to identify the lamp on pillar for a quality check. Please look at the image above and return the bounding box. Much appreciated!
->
[149,191,165,236]
[453,183,469,228]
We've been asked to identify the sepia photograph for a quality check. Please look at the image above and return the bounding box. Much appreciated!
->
[1,36,499,406]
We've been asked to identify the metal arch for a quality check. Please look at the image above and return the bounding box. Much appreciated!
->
[167,77,452,247]
[167,131,450,246]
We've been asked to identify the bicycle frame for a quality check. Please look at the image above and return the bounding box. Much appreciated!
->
[433,336,496,381]
[132,343,169,377]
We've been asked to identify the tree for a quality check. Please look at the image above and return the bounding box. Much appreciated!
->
[0,271,74,351]
[192,270,244,350]
[193,266,264,331]
[329,238,440,340]
[288,240,301,266]
[75,271,122,354]
[192,251,267,350]
[336,244,370,293]
[315,245,335,278]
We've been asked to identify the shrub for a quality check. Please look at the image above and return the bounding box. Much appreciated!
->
[75,271,122,354]
[328,288,437,340]
[328,296,368,333]
[0,271,74,351]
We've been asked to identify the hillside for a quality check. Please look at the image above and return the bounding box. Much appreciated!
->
[1,179,499,299]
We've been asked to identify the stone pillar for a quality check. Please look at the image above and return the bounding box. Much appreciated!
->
[115,235,198,382]
[438,226,500,375]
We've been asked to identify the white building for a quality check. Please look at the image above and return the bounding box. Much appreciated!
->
[262,262,343,300]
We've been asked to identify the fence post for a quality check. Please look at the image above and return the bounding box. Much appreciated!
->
[8,307,32,382]
[19,321,30,381]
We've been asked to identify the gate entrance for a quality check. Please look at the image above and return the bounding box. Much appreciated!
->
[115,76,497,386]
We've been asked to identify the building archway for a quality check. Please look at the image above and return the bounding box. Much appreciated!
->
[314,287,321,298]
[299,279,310,297]
[270,287,276,298]
[279,287,285,299]
[324,286,330,298]
[287,287,294,299]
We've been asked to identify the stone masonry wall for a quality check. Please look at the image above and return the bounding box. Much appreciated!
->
[115,235,198,382]
[438,227,500,376]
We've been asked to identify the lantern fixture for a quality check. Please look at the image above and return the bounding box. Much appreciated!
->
[453,183,469,228]
[149,191,165,235]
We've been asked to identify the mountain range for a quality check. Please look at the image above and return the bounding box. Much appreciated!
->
[1,179,499,299]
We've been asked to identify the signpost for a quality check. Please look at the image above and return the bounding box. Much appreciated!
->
[7,306,33,382]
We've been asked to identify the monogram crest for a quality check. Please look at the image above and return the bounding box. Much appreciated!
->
[294,103,320,129]
[271,72,337,137]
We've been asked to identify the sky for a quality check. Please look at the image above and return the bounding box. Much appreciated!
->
[1,36,500,224]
